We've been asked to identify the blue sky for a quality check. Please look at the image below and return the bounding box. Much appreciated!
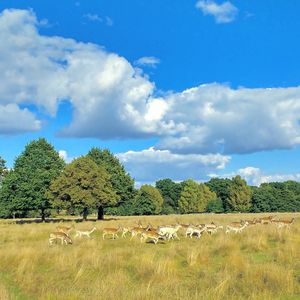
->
[0,0,300,185]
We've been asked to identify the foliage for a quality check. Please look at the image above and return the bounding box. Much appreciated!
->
[178,179,217,213]
[227,176,252,212]
[206,198,224,213]
[134,185,163,215]
[206,178,232,212]
[87,148,135,216]
[0,139,64,220]
[48,156,119,220]
[252,182,300,212]
[156,178,182,214]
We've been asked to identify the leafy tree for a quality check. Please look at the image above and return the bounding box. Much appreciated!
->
[206,178,232,212]
[178,179,217,213]
[87,148,135,217]
[227,176,252,212]
[134,185,163,215]
[0,139,64,220]
[49,156,119,220]
[206,198,224,213]
[155,178,182,214]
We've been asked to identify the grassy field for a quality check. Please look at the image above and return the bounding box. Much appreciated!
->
[0,213,299,300]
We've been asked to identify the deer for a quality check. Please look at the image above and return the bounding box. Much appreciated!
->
[225,221,248,234]
[157,224,182,240]
[120,226,131,238]
[130,224,152,240]
[244,218,258,226]
[49,232,73,245]
[258,216,275,224]
[56,224,75,236]
[185,225,205,238]
[272,218,295,229]
[102,226,122,239]
[75,226,97,238]
[140,231,162,244]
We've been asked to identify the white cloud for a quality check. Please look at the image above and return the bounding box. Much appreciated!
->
[0,104,41,135]
[117,147,230,183]
[135,56,160,68]
[58,150,74,163]
[211,166,300,186]
[196,0,238,24]
[83,13,102,22]
[1,9,300,157]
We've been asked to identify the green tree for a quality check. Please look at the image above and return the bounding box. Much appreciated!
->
[206,178,232,212]
[155,178,182,214]
[206,198,224,213]
[87,148,135,217]
[178,179,217,213]
[227,176,252,212]
[49,156,119,220]
[0,139,64,220]
[134,185,163,215]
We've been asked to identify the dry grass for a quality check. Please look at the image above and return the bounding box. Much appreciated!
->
[0,213,299,300]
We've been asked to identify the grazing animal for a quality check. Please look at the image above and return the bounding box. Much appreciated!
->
[102,226,121,239]
[273,218,295,229]
[157,224,182,240]
[185,226,205,238]
[140,231,162,244]
[56,224,75,235]
[49,232,73,245]
[75,226,97,238]
[130,224,152,240]
[226,222,248,234]
[258,216,275,224]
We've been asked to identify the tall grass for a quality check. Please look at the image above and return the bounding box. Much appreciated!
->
[0,213,299,300]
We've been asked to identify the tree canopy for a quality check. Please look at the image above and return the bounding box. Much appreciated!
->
[134,185,163,215]
[155,178,182,214]
[87,148,135,216]
[178,179,216,213]
[49,156,119,220]
[0,139,64,220]
[227,176,252,212]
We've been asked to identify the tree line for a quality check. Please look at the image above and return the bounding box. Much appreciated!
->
[0,138,299,221]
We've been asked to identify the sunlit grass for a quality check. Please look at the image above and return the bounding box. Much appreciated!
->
[0,213,299,300]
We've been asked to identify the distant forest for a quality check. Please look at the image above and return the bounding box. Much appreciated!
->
[0,138,299,221]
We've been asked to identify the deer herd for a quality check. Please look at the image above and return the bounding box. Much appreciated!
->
[48,215,296,245]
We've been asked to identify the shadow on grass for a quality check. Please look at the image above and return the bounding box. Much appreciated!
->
[3,217,120,225]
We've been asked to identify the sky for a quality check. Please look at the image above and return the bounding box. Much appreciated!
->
[0,0,300,186]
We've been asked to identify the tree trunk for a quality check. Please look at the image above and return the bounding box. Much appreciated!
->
[82,207,88,221]
[41,209,46,222]
[97,206,104,220]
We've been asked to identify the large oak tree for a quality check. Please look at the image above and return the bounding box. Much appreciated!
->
[49,156,119,220]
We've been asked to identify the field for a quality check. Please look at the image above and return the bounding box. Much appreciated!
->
[0,213,299,300]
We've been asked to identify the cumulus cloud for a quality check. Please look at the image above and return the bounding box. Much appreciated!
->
[135,56,160,68]
[58,150,74,163]
[196,0,238,24]
[1,9,300,156]
[117,147,230,183]
[210,166,300,186]
[157,84,300,154]
[0,104,41,135]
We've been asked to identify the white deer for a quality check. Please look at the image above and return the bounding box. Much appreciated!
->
[75,226,97,238]
[185,226,205,238]
[157,224,182,240]
[225,221,248,234]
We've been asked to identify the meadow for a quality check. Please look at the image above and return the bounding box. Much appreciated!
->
[0,213,299,300]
